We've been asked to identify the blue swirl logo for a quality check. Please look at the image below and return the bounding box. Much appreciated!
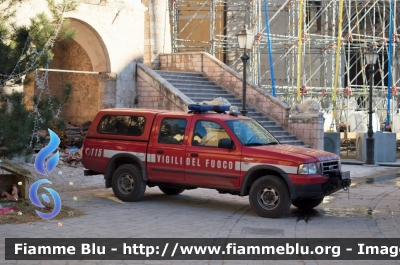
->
[34,129,60,176]
[29,179,61,219]
[30,129,62,219]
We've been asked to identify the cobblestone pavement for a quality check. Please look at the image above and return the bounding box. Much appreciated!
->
[0,163,400,264]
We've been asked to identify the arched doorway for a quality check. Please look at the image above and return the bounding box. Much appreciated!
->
[45,18,112,124]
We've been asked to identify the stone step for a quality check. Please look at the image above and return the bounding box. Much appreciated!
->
[165,77,211,83]
[279,140,305,145]
[257,120,278,127]
[274,135,297,141]
[269,131,290,137]
[179,90,234,95]
[188,98,241,104]
[164,78,215,85]
[246,112,263,117]
[167,75,210,80]
[156,70,204,78]
[157,70,308,147]
[264,125,284,132]
[186,94,237,100]
[252,117,270,122]
[174,85,226,90]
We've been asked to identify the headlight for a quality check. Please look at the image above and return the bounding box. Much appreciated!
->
[298,163,320,174]
[298,164,309,174]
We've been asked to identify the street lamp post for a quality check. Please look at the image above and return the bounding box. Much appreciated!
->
[236,26,255,116]
[364,48,379,165]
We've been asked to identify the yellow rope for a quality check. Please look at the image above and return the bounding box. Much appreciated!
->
[332,0,344,128]
[354,0,367,96]
[307,0,312,96]
[297,0,304,102]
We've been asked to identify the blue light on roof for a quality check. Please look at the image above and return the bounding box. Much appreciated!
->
[188,104,231,113]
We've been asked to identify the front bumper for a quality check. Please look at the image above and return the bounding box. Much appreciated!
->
[290,170,351,199]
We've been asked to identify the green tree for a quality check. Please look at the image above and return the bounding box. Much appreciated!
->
[0,0,78,158]
[0,82,73,158]
[0,0,78,89]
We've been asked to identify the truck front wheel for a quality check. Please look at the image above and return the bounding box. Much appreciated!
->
[112,164,146,202]
[292,197,324,210]
[249,176,291,218]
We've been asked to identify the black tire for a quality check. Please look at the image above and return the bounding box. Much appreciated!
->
[292,197,324,210]
[159,186,185,195]
[111,164,146,202]
[249,176,291,218]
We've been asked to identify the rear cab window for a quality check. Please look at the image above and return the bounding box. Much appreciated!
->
[97,115,146,136]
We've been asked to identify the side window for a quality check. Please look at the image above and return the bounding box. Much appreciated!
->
[192,120,230,147]
[97,115,145,136]
[158,118,187,145]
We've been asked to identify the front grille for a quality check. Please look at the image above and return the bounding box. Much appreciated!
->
[321,160,340,176]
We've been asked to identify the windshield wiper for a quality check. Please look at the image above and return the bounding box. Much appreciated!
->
[265,142,279,145]
[244,142,265,146]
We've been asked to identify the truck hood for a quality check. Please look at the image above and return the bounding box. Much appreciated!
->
[243,144,339,163]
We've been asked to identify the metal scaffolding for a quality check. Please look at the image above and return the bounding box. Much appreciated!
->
[170,0,400,132]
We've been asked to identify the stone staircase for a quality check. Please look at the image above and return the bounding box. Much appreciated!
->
[155,70,307,146]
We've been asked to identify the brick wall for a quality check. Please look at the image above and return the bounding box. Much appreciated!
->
[136,64,194,111]
[49,40,100,124]
[287,114,325,150]
[137,76,182,111]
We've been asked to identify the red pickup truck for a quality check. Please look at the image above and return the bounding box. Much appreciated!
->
[83,105,350,218]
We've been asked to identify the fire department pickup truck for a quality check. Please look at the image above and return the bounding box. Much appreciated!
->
[83,105,350,218]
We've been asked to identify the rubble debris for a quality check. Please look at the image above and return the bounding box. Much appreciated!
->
[0,207,15,214]
[31,121,91,167]
[63,147,83,167]
[55,121,91,148]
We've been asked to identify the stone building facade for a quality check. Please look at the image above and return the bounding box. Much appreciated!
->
[16,0,170,123]
[11,0,322,148]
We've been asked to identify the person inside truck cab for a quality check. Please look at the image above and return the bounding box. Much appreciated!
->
[193,122,207,145]
[159,122,183,144]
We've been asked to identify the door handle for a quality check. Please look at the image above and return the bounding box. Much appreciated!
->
[156,150,164,154]
[190,153,198,157]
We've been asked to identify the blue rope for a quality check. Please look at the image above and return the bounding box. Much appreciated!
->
[386,0,394,131]
[264,0,276,97]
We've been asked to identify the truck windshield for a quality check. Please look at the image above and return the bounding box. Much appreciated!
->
[225,119,279,146]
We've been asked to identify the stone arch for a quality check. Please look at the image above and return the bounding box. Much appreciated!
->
[66,18,110,72]
[43,17,115,124]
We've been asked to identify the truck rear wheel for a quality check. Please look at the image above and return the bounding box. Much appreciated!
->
[159,186,185,195]
[111,164,146,202]
[249,176,291,218]
[292,197,324,210]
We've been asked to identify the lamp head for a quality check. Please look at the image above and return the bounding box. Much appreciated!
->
[365,47,378,66]
[236,25,255,50]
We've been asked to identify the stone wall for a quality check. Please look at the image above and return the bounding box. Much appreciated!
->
[136,64,194,111]
[143,0,171,69]
[287,114,325,150]
[137,77,182,111]
[66,1,147,109]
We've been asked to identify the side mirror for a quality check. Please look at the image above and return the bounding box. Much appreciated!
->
[218,138,234,149]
